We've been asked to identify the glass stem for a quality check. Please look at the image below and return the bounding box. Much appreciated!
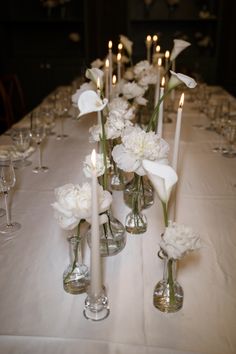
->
[4,191,11,226]
[38,143,42,168]
[61,116,64,136]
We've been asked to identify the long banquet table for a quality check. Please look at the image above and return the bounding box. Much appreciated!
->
[0,87,236,354]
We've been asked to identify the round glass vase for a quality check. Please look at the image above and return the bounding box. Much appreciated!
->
[125,188,147,234]
[110,163,127,191]
[63,235,89,295]
[153,256,183,313]
[87,209,126,257]
[124,173,154,210]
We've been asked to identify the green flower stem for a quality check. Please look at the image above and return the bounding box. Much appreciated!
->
[167,258,175,306]
[146,89,171,132]
[161,201,169,228]
[64,220,84,284]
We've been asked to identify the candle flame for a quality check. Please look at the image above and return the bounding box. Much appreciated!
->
[161,77,165,87]
[146,35,152,42]
[91,149,96,168]
[108,40,112,49]
[158,58,162,67]
[153,34,158,42]
[118,43,123,51]
[112,75,117,85]
[117,53,121,62]
[156,45,161,53]
[97,77,101,90]
[105,58,109,68]
[165,50,170,59]
[179,93,184,108]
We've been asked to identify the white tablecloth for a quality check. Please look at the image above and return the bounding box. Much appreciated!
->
[0,88,236,354]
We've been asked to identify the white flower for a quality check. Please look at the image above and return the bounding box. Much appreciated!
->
[83,153,111,178]
[168,70,197,89]
[91,58,104,68]
[71,82,96,106]
[78,90,108,117]
[134,60,151,78]
[120,34,133,56]
[89,124,102,142]
[112,126,169,176]
[134,95,148,106]
[123,69,134,81]
[106,111,133,139]
[142,160,178,204]
[170,39,191,61]
[160,221,201,259]
[52,183,112,230]
[108,97,129,112]
[122,82,145,100]
[85,68,104,88]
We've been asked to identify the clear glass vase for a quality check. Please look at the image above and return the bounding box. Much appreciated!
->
[110,163,127,191]
[87,209,126,257]
[63,235,89,295]
[124,173,154,210]
[153,256,183,312]
[125,189,147,234]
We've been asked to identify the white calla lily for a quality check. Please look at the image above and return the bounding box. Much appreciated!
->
[168,70,197,90]
[142,160,178,204]
[170,39,191,61]
[85,68,104,88]
[120,34,133,56]
[78,90,108,117]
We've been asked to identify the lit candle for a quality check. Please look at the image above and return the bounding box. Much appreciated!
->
[154,58,162,107]
[111,74,117,100]
[172,93,185,171]
[156,77,165,137]
[118,43,123,53]
[146,35,152,63]
[105,58,109,100]
[108,40,113,98]
[165,50,170,73]
[152,34,158,59]
[90,149,102,297]
[97,78,102,125]
[117,53,121,83]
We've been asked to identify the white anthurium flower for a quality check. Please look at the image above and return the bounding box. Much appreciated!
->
[78,90,108,117]
[71,82,96,106]
[120,34,133,56]
[142,160,178,204]
[91,58,104,68]
[83,153,111,178]
[160,221,201,260]
[85,68,104,88]
[112,126,169,176]
[170,39,191,61]
[168,70,197,90]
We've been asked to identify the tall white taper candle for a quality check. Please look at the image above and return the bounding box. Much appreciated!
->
[172,93,185,171]
[156,77,165,137]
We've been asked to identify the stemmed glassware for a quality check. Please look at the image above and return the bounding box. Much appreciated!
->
[222,121,236,158]
[0,159,21,234]
[55,97,69,140]
[31,117,49,173]
[11,128,32,167]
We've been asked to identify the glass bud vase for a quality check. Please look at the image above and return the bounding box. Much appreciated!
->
[63,235,89,295]
[153,257,183,312]
[124,174,154,210]
[87,209,126,257]
[110,164,127,191]
[125,189,147,234]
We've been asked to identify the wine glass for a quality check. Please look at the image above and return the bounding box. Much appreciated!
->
[55,97,69,140]
[0,159,21,234]
[31,119,49,173]
[11,128,32,167]
[222,121,236,158]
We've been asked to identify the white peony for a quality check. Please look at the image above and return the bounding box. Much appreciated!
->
[123,69,134,81]
[108,97,129,112]
[122,82,146,100]
[133,60,151,78]
[83,153,111,178]
[134,95,148,106]
[112,126,169,175]
[106,111,133,139]
[52,183,112,230]
[160,221,201,259]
